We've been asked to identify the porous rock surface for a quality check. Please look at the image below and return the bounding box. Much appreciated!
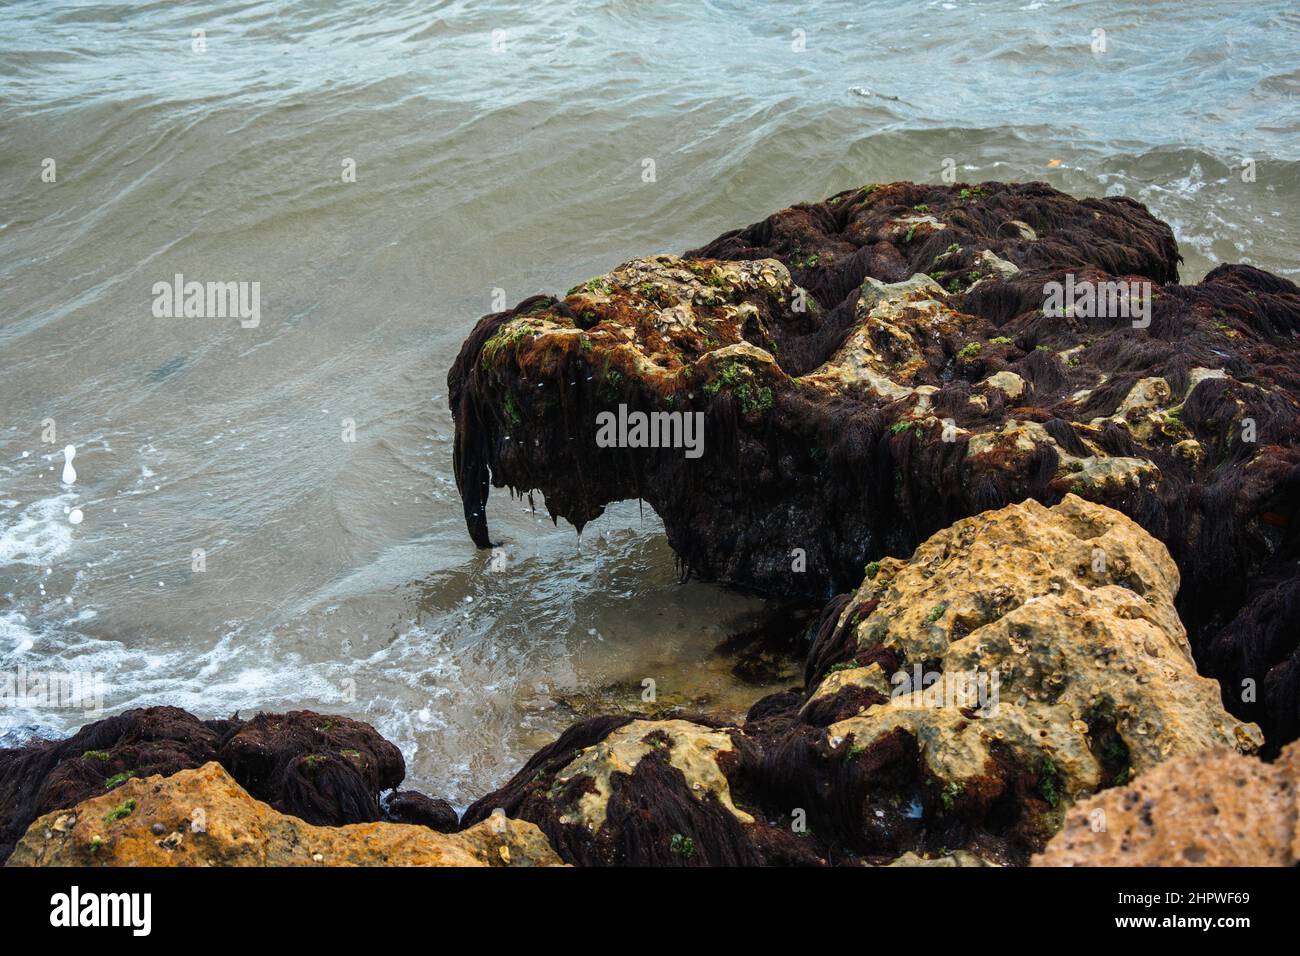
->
[812,494,1262,807]
[1033,741,1300,866]
[6,763,561,867]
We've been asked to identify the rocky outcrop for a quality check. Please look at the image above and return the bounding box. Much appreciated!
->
[6,763,561,867]
[461,497,1261,866]
[0,706,445,864]
[449,180,1300,750]
[1033,741,1300,866]
[806,494,1261,788]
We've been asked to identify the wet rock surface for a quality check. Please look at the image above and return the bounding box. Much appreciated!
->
[380,790,460,833]
[1033,741,1300,867]
[6,763,561,867]
[449,181,1300,750]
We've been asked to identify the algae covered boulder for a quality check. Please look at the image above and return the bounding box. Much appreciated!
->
[449,180,1300,749]
[6,763,561,868]
[0,706,444,863]
[800,494,1261,842]
[463,497,1260,866]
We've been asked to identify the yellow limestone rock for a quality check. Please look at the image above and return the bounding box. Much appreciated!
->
[6,762,564,867]
[812,495,1262,814]
[886,850,998,867]
[1033,741,1300,866]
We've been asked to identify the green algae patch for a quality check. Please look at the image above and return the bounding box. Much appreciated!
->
[104,798,136,823]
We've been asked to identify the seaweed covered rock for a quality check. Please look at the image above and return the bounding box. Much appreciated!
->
[6,763,560,868]
[464,498,1260,866]
[0,706,436,863]
[450,179,1199,587]
[449,180,1300,748]
[1033,741,1300,867]
[801,495,1261,843]
[215,711,404,826]
[0,707,230,864]
[461,714,823,866]
[381,790,460,833]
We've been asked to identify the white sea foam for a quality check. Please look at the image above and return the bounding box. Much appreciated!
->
[0,494,75,567]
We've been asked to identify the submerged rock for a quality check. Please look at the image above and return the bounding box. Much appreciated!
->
[463,497,1260,866]
[1033,741,1300,867]
[0,706,447,863]
[449,180,1300,750]
[6,763,561,867]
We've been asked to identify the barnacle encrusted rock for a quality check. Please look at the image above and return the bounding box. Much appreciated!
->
[1032,741,1300,867]
[450,180,1300,749]
[814,494,1262,820]
[5,763,563,867]
[465,498,1260,866]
